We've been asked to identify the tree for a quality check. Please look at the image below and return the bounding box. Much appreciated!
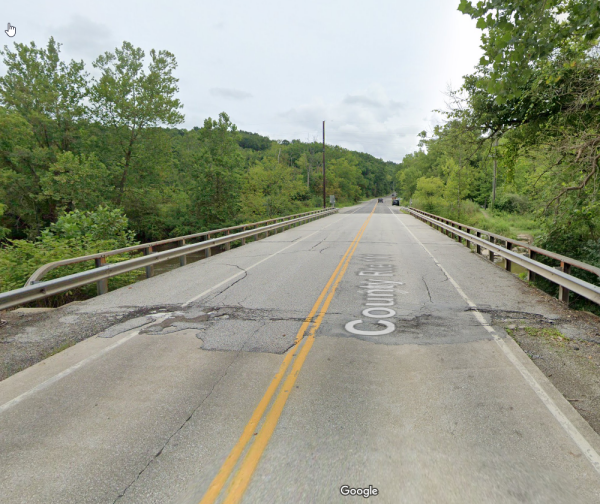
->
[185,113,244,228]
[39,152,113,211]
[90,42,184,204]
[458,0,600,102]
[0,38,89,235]
[412,177,445,214]
[327,157,365,203]
[0,37,88,152]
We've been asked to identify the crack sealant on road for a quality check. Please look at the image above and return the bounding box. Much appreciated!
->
[203,264,249,304]
[422,276,433,303]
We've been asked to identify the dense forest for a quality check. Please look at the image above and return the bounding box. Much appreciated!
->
[0,38,396,293]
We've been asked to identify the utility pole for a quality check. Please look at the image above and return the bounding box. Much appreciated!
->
[322,120,326,208]
[491,137,498,210]
[458,153,462,220]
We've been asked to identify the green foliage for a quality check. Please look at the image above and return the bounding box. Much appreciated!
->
[0,35,402,304]
[458,0,600,101]
[90,41,184,204]
[91,42,184,129]
[412,177,445,214]
[238,131,271,151]
[0,40,89,235]
[43,206,137,245]
[0,206,139,300]
[494,193,530,214]
[326,157,365,204]
[0,203,9,240]
[523,327,566,341]
[40,152,113,211]
[0,37,88,150]
[184,113,244,228]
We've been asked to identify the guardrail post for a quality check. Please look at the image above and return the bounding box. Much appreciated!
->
[527,250,536,282]
[178,240,187,266]
[489,236,495,263]
[206,234,212,257]
[144,246,154,278]
[95,257,108,295]
[224,230,231,251]
[242,227,246,245]
[559,262,571,304]
[476,232,481,254]
[458,226,463,244]
[465,228,471,249]
[505,242,512,272]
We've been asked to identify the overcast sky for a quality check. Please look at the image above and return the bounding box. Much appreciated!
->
[3,1,482,162]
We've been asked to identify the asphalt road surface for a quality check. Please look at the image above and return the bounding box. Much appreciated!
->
[2,199,600,503]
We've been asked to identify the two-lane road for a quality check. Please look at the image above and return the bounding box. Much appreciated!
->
[1,200,600,503]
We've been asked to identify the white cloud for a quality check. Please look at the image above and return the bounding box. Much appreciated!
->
[278,86,419,161]
[8,0,483,163]
[52,15,114,60]
[210,88,253,100]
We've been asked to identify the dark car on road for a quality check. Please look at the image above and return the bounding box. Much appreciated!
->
[378,198,384,203]
[392,199,400,206]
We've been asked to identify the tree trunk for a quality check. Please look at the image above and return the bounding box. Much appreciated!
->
[115,133,136,206]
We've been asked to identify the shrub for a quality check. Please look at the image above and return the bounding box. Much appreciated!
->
[495,193,530,214]
[0,206,140,304]
[43,205,136,246]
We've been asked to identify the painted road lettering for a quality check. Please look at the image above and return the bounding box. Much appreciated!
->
[345,254,404,336]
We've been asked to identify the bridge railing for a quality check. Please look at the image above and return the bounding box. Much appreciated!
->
[0,208,337,311]
[404,207,600,307]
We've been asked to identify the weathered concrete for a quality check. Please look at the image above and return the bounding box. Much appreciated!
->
[1,200,600,503]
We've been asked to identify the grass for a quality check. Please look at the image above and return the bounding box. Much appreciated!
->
[523,326,566,341]
[476,211,539,239]
[44,339,77,358]
[414,200,540,240]
[506,326,567,347]
[334,199,370,209]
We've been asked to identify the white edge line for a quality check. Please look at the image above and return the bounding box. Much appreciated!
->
[182,214,345,306]
[390,207,600,475]
[0,214,346,413]
[0,329,140,413]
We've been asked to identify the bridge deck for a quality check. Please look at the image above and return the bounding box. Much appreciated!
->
[1,200,600,503]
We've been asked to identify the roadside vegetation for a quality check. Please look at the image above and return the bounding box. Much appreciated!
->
[3,2,600,314]
[396,1,600,312]
[0,39,396,297]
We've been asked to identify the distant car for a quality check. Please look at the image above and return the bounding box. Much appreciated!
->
[378,198,384,203]
[392,199,400,206]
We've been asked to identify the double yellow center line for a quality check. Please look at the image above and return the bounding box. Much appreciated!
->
[199,203,377,504]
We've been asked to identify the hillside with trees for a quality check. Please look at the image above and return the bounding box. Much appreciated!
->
[0,37,396,294]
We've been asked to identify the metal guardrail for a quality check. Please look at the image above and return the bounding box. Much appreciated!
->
[0,208,338,311]
[404,207,600,307]
[25,208,332,288]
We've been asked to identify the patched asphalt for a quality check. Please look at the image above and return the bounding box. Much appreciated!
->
[2,199,600,504]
